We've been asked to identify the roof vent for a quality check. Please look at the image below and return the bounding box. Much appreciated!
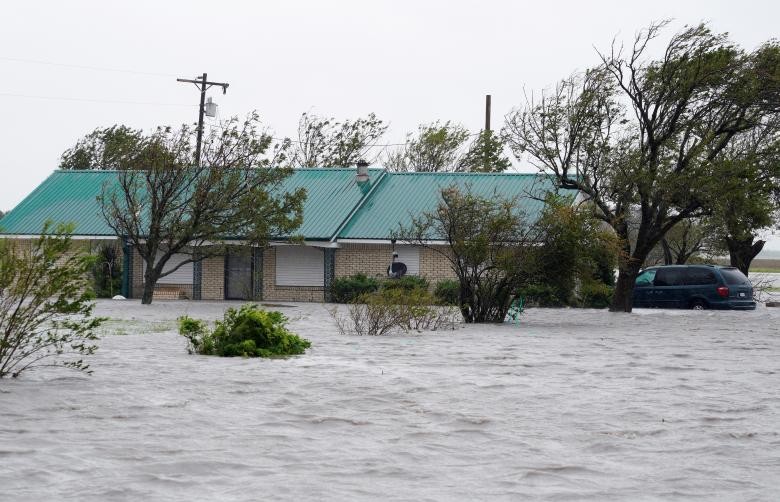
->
[356,160,369,183]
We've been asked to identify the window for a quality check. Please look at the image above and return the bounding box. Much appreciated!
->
[394,246,420,276]
[684,268,717,286]
[143,251,193,285]
[653,267,684,286]
[635,269,656,286]
[720,268,749,285]
[275,246,324,287]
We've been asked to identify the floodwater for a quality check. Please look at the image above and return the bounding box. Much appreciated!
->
[1,301,779,501]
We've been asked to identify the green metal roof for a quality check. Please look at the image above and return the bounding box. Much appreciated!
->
[0,171,118,236]
[337,172,565,240]
[277,168,384,240]
[0,168,385,239]
[0,169,569,241]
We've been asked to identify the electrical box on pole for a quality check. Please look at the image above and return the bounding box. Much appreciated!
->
[176,73,229,166]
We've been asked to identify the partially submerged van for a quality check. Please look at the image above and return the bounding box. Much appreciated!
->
[633,265,756,310]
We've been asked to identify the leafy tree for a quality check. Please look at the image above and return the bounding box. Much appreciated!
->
[91,242,122,298]
[386,121,470,172]
[525,196,619,306]
[59,125,144,170]
[0,223,104,378]
[458,130,512,172]
[504,22,780,312]
[291,112,387,167]
[703,125,780,274]
[99,113,306,304]
[396,187,537,322]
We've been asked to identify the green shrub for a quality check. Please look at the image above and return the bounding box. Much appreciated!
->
[518,283,567,307]
[382,275,429,292]
[330,273,380,303]
[178,304,311,358]
[434,279,459,305]
[579,282,614,309]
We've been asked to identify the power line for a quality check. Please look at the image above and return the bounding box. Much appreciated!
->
[0,91,195,107]
[0,56,178,78]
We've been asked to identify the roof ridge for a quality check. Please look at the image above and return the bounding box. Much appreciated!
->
[387,171,541,176]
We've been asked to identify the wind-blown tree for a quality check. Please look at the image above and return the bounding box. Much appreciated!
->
[59,125,144,170]
[703,125,780,275]
[504,22,780,312]
[385,121,470,172]
[291,112,387,167]
[458,130,512,172]
[99,113,306,304]
[395,187,538,323]
[0,223,104,378]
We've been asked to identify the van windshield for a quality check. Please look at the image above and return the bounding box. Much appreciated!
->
[720,268,749,285]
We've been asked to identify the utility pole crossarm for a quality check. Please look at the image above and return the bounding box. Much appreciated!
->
[177,73,230,167]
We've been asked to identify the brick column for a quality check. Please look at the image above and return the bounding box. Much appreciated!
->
[252,247,263,301]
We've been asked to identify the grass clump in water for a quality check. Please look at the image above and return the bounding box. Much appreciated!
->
[178,304,311,357]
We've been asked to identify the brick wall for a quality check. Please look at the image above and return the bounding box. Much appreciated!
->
[334,243,456,286]
[201,255,225,300]
[122,242,457,303]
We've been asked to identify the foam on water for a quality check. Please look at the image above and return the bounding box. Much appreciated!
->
[1,301,779,501]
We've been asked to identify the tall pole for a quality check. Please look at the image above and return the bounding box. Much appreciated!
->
[195,73,207,167]
[484,94,492,171]
[485,94,492,133]
[177,73,229,167]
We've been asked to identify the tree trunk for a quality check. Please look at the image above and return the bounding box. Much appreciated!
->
[610,261,643,313]
[141,259,160,305]
[727,238,765,276]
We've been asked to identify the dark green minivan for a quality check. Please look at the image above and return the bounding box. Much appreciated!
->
[633,265,756,310]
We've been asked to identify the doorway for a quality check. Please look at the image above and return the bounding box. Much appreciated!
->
[225,249,253,300]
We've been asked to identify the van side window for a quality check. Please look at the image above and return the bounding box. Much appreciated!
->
[635,269,656,286]
[654,268,683,286]
[684,268,717,285]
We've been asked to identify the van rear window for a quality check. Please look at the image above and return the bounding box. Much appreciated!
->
[720,268,749,285]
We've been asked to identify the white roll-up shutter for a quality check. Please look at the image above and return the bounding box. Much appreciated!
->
[143,252,193,285]
[275,246,324,286]
[395,245,420,276]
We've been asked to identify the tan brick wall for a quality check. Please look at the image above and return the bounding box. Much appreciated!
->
[201,255,225,300]
[262,247,324,302]
[131,247,144,298]
[334,243,456,287]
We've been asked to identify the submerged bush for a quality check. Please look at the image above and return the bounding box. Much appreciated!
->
[179,304,311,358]
[330,273,380,303]
[578,282,614,309]
[381,275,429,292]
[330,287,459,336]
[434,279,459,305]
[518,283,566,307]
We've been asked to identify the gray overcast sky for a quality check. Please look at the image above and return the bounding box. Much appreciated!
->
[2,0,779,251]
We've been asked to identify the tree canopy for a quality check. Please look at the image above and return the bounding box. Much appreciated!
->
[503,21,780,311]
[97,113,306,304]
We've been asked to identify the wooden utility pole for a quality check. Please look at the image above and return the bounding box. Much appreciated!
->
[177,73,229,166]
[483,94,492,171]
[485,94,492,133]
